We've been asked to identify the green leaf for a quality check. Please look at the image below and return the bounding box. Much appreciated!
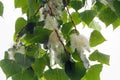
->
[32,57,46,77]
[89,50,110,65]
[44,68,69,80]
[65,60,86,80]
[90,30,106,47]
[70,1,83,11]
[89,20,101,31]
[4,51,9,59]
[25,44,39,56]
[81,64,103,80]
[61,22,73,35]
[14,53,34,68]
[15,17,27,34]
[28,0,35,18]
[14,0,28,13]
[12,68,37,80]
[80,10,96,25]
[62,10,68,23]
[23,27,52,45]
[98,7,117,26]
[0,59,22,78]
[0,1,3,16]
[113,19,120,29]
[113,0,120,18]
[93,0,106,12]
[70,12,81,25]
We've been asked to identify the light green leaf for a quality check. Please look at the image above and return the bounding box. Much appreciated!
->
[113,19,120,30]
[65,60,86,80]
[89,50,110,65]
[12,69,37,80]
[14,0,28,13]
[23,27,52,45]
[71,12,81,25]
[32,57,46,77]
[0,1,3,16]
[0,59,22,78]
[44,68,69,80]
[70,1,83,11]
[89,20,101,31]
[62,10,68,23]
[81,64,103,80]
[90,30,106,47]
[80,10,96,25]
[15,17,27,34]
[99,7,117,26]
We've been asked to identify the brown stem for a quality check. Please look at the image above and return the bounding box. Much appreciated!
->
[45,0,53,16]
[65,0,78,34]
[54,29,70,60]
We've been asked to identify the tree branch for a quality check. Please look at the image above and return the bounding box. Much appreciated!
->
[54,29,70,60]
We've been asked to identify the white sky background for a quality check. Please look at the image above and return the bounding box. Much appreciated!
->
[0,0,120,80]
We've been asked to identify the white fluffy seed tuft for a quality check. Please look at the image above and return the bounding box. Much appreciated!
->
[70,33,90,69]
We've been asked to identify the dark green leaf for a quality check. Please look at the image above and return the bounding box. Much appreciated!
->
[14,53,34,68]
[70,1,83,11]
[12,68,37,80]
[4,51,9,59]
[65,60,86,80]
[32,57,46,77]
[28,0,35,18]
[44,68,69,80]
[36,21,45,27]
[80,10,96,25]
[25,22,36,34]
[90,30,106,47]
[93,0,106,12]
[23,27,52,45]
[99,7,117,26]
[0,59,22,78]
[0,1,3,16]
[25,43,39,56]
[70,12,81,25]
[81,64,103,80]
[61,22,73,35]
[89,50,110,65]
[113,1,120,18]
[89,20,101,31]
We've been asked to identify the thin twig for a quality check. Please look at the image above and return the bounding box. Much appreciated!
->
[33,4,43,17]
[16,5,42,42]
[54,29,70,60]
[65,0,78,34]
[45,0,53,16]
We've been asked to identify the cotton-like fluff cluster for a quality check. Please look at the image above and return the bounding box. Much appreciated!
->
[44,14,64,65]
[44,14,58,30]
[70,33,90,69]
[49,31,64,65]
[48,0,63,18]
